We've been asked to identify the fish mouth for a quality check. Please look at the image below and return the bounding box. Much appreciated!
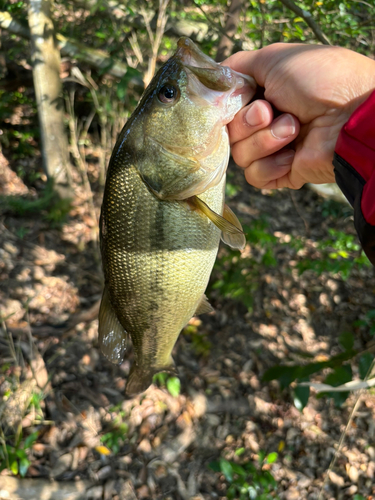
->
[175,37,255,97]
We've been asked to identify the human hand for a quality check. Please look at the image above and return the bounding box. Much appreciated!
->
[223,44,375,189]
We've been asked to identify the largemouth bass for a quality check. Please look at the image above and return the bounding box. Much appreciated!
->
[99,37,255,396]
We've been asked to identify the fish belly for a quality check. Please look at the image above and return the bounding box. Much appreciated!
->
[101,164,224,371]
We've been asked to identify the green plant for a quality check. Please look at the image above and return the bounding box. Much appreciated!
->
[211,219,278,312]
[263,331,375,410]
[100,410,129,455]
[183,324,212,357]
[0,431,39,477]
[209,450,280,500]
[152,372,181,397]
[0,383,43,478]
[354,309,375,336]
[0,181,72,228]
[296,229,370,279]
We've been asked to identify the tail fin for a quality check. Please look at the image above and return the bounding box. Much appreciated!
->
[125,362,177,397]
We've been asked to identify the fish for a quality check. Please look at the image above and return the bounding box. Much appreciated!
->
[98,37,255,396]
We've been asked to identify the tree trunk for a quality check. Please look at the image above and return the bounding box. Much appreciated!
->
[215,0,242,62]
[27,0,71,195]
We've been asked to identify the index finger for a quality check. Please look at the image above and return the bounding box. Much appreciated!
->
[222,49,266,87]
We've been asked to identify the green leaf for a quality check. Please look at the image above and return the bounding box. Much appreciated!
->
[265,452,278,464]
[262,365,298,388]
[116,68,142,100]
[208,460,221,473]
[153,372,168,386]
[258,450,266,463]
[325,365,352,386]
[294,383,310,412]
[166,376,180,397]
[219,458,233,482]
[10,460,18,475]
[324,365,352,407]
[16,449,27,460]
[230,462,247,476]
[248,485,257,499]
[339,331,354,351]
[24,431,39,450]
[227,483,237,499]
[358,352,374,380]
[235,447,245,456]
[19,458,30,477]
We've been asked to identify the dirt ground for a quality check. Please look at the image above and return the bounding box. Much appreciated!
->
[1,150,375,500]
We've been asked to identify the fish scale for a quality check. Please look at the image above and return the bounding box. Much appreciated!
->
[101,161,224,360]
[98,37,255,395]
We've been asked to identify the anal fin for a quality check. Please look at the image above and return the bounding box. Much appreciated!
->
[98,286,128,365]
[195,294,214,315]
[125,360,177,397]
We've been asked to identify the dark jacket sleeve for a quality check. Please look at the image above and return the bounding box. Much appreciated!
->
[333,89,375,266]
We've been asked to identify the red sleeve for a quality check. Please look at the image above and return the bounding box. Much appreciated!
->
[333,89,375,266]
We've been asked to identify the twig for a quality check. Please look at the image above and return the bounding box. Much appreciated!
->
[142,0,169,87]
[278,0,331,45]
[215,0,243,61]
[318,356,375,499]
[298,377,375,392]
[192,0,241,50]
[129,31,144,65]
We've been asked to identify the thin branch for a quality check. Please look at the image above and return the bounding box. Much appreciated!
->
[278,0,331,45]
[142,0,169,87]
[298,377,375,392]
[215,0,242,61]
[318,356,375,499]
[192,0,242,50]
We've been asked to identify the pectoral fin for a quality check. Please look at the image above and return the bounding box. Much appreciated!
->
[195,294,214,315]
[98,286,128,365]
[220,203,246,250]
[189,196,246,250]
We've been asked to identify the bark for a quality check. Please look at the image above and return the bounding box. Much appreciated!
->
[27,0,71,193]
[215,0,242,61]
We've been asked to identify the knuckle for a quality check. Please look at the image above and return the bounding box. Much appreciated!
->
[231,144,249,169]
[244,165,264,188]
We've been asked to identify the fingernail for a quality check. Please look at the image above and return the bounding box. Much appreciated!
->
[275,150,295,166]
[271,114,296,139]
[245,101,264,127]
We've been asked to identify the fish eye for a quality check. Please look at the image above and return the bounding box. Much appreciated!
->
[158,84,179,104]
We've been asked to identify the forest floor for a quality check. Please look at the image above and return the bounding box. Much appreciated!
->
[1,149,375,500]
